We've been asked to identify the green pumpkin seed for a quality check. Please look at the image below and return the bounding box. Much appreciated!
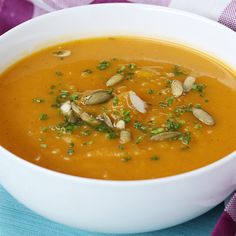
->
[71,102,82,115]
[183,76,196,92]
[102,113,113,128]
[83,90,112,105]
[67,113,77,124]
[171,80,183,98]
[80,112,99,125]
[60,101,72,115]
[129,91,147,113]
[106,74,124,87]
[192,108,215,126]
[115,120,125,130]
[151,131,181,141]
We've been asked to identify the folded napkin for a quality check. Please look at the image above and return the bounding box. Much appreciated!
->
[0,0,236,235]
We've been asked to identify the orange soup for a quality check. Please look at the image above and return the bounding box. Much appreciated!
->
[0,37,236,180]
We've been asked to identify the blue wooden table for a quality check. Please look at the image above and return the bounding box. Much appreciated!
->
[0,186,222,236]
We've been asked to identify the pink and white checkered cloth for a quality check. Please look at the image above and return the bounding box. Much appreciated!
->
[0,0,236,235]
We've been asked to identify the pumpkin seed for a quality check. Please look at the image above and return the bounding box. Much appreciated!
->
[192,108,215,126]
[52,50,71,58]
[60,101,71,115]
[106,74,124,87]
[171,80,183,98]
[67,113,77,123]
[102,113,113,128]
[183,76,196,92]
[83,90,112,105]
[129,91,147,113]
[71,102,82,115]
[115,120,126,130]
[80,112,99,125]
[151,131,181,141]
[120,130,131,143]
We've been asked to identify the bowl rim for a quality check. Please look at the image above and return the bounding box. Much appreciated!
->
[0,3,235,186]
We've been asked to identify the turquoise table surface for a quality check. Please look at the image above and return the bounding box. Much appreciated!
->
[0,186,223,236]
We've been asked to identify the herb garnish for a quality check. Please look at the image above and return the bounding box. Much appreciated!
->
[147,89,155,95]
[123,110,131,123]
[39,113,48,121]
[178,132,191,145]
[40,143,48,149]
[150,155,159,161]
[136,136,144,144]
[151,127,164,136]
[166,118,182,131]
[97,60,110,70]
[32,98,45,103]
[173,65,185,76]
[121,156,132,162]
[113,96,119,106]
[134,121,147,133]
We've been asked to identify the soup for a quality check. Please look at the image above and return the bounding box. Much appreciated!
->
[0,37,236,180]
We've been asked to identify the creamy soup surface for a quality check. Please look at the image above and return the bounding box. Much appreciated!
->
[0,37,236,180]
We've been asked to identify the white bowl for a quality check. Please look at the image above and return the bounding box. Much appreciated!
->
[0,3,236,234]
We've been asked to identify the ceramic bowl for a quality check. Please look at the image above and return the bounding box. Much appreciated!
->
[0,3,236,233]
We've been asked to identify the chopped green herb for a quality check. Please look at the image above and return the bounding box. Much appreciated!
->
[192,83,206,95]
[107,132,118,139]
[205,99,209,103]
[41,127,49,132]
[121,156,132,162]
[125,74,133,80]
[173,65,184,76]
[166,97,174,106]
[67,148,74,155]
[113,96,119,106]
[82,141,93,146]
[175,105,193,116]
[150,155,159,161]
[70,92,80,101]
[123,110,131,123]
[166,118,182,131]
[194,123,202,129]
[118,145,125,150]
[166,79,173,87]
[159,97,174,108]
[50,85,56,90]
[117,65,126,73]
[135,135,144,144]
[147,89,155,95]
[55,71,63,77]
[159,101,168,108]
[56,120,84,133]
[134,121,147,133]
[40,143,48,149]
[151,127,164,136]
[95,123,111,133]
[194,103,202,109]
[39,113,48,121]
[179,132,191,145]
[32,98,45,103]
[94,123,118,139]
[60,90,69,98]
[107,88,114,95]
[81,130,92,136]
[97,60,110,70]
[69,142,75,148]
[128,63,137,70]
